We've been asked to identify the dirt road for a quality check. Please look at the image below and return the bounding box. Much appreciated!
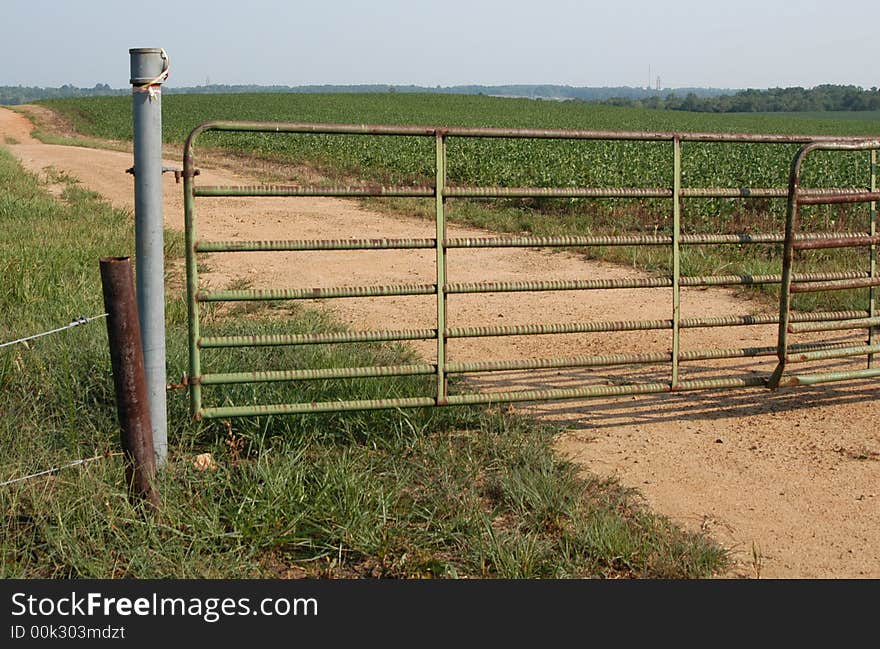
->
[3,106,878,578]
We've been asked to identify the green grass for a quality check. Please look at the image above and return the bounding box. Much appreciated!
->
[40,93,879,312]
[0,146,727,578]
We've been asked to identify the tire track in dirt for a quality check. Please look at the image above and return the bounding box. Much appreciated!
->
[3,106,878,578]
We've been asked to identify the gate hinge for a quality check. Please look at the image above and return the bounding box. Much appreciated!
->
[167,373,197,390]
[126,166,192,184]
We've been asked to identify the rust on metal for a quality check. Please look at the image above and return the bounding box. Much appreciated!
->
[797,190,880,206]
[790,276,880,293]
[792,234,880,250]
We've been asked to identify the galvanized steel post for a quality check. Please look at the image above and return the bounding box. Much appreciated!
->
[129,48,168,467]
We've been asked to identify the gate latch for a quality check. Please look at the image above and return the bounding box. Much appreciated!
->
[125,166,198,184]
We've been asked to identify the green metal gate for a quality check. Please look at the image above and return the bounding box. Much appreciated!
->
[182,122,880,420]
[772,140,880,387]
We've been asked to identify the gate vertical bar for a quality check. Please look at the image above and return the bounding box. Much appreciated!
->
[771,144,809,388]
[184,129,202,419]
[435,131,449,402]
[870,149,877,368]
[671,136,682,388]
[129,48,168,467]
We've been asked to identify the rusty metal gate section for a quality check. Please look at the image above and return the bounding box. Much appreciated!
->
[771,140,880,387]
[183,122,880,420]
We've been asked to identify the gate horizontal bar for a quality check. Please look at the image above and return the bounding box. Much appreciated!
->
[792,234,880,250]
[199,396,437,419]
[445,353,670,373]
[680,188,869,199]
[194,184,779,200]
[447,234,672,247]
[444,187,672,199]
[190,120,874,143]
[197,284,436,301]
[195,185,434,198]
[443,272,867,295]
[446,278,670,293]
[443,382,671,405]
[200,363,436,385]
[196,238,436,252]
[192,185,879,201]
[197,311,864,350]
[198,328,437,348]
[447,313,860,338]
[446,319,671,338]
[193,231,874,254]
[442,375,767,406]
[788,316,880,333]
[782,367,880,386]
[198,339,859,388]
[445,340,856,373]
[786,342,880,362]
[797,190,880,206]
[790,276,880,293]
[674,376,769,390]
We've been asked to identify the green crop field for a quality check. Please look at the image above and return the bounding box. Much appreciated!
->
[44,93,880,194]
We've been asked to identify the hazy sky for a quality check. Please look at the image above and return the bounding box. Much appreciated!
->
[3,0,878,89]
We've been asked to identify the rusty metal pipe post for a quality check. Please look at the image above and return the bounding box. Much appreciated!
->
[100,257,160,511]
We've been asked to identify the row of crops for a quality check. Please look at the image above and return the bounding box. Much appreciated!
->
[44,92,880,190]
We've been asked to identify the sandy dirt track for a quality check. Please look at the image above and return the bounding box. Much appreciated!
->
[3,106,878,578]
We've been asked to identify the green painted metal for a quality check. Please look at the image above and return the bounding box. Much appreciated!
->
[435,132,449,404]
[790,276,880,293]
[195,185,435,198]
[183,132,202,419]
[197,238,436,252]
[194,183,875,201]
[198,284,436,301]
[200,363,436,385]
[671,137,682,388]
[871,149,878,369]
[788,316,880,334]
[785,367,880,386]
[201,396,437,419]
[771,139,880,389]
[183,121,880,419]
[786,343,880,363]
[199,329,437,348]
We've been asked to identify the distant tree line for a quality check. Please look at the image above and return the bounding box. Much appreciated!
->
[4,82,877,112]
[0,83,128,105]
[0,83,734,106]
[596,85,880,112]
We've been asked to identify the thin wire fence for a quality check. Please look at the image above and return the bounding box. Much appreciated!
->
[2,312,116,488]
[0,313,108,349]
[0,452,123,487]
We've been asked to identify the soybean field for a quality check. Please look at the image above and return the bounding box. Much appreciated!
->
[43,93,880,192]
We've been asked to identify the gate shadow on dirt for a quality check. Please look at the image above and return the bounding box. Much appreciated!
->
[462,354,878,431]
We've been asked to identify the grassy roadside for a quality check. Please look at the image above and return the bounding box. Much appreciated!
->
[0,146,728,578]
